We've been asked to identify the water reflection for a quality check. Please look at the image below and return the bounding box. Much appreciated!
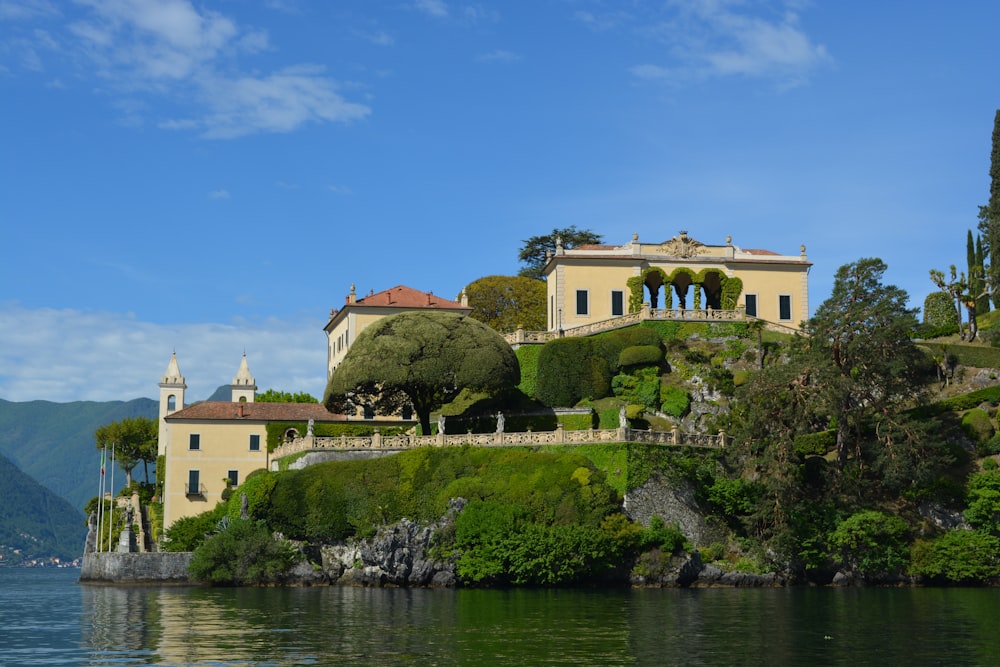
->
[76,583,1000,666]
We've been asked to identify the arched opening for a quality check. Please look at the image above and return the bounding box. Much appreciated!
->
[283,427,299,440]
[167,394,176,411]
[671,272,693,309]
[701,271,723,309]
[644,271,664,309]
[238,396,247,403]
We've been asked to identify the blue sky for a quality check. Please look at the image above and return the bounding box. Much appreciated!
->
[1,0,998,403]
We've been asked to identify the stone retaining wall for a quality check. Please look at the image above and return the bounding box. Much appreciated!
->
[79,552,193,585]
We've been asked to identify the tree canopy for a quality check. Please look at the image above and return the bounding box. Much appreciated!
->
[464,275,546,333]
[94,416,158,487]
[807,258,927,468]
[518,226,603,280]
[323,311,520,435]
[256,389,319,404]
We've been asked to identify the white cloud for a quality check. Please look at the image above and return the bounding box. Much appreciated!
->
[0,303,327,403]
[326,184,352,195]
[54,0,370,138]
[208,188,230,199]
[162,65,370,139]
[414,0,448,18]
[629,0,830,86]
[0,0,59,22]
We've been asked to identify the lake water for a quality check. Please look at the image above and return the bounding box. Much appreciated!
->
[2,568,1000,666]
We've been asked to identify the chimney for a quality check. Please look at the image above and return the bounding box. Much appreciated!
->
[237,403,245,418]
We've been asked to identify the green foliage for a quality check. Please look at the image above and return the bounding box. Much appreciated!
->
[260,447,621,546]
[806,258,927,468]
[659,386,690,418]
[324,311,520,435]
[514,345,542,398]
[534,337,609,407]
[638,516,687,553]
[793,430,836,456]
[828,510,909,579]
[453,501,626,586]
[914,385,1000,418]
[618,345,663,368]
[163,504,226,552]
[94,415,158,485]
[963,470,1000,533]
[188,519,301,585]
[518,226,603,280]
[961,408,995,444]
[464,275,546,333]
[909,530,1000,583]
[611,367,661,412]
[720,276,744,310]
[255,389,319,403]
[706,477,759,518]
[592,327,663,373]
[923,291,960,327]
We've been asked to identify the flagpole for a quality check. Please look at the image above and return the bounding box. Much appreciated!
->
[107,442,116,552]
[96,444,106,553]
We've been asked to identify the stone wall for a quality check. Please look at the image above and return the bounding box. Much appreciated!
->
[79,552,193,585]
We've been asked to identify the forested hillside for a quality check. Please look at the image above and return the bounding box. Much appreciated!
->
[0,398,158,511]
[0,452,86,563]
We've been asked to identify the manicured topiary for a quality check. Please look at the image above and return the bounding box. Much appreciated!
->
[535,337,610,407]
[618,345,664,368]
[660,386,690,418]
[962,408,995,444]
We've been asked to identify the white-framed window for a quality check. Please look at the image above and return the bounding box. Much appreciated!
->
[189,433,200,451]
[745,294,758,318]
[778,295,792,321]
[576,289,589,316]
[611,290,624,317]
[249,434,260,452]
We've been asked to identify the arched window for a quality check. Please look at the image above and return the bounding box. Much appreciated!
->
[167,395,176,411]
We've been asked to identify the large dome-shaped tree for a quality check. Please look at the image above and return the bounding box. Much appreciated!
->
[324,310,520,435]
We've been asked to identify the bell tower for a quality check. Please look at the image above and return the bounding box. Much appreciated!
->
[158,353,187,457]
[231,353,257,403]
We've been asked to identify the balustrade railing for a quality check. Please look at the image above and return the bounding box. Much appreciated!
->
[271,425,727,461]
[503,307,749,346]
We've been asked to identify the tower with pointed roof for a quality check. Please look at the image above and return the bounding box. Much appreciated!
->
[231,353,257,403]
[158,353,187,457]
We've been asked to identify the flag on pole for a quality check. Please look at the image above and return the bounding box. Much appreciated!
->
[100,449,106,476]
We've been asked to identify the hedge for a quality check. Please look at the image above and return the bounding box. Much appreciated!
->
[265,422,409,451]
[619,345,664,368]
[534,337,610,407]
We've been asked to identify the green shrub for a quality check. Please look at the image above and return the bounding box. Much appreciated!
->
[592,327,662,373]
[923,291,959,327]
[794,430,835,456]
[706,478,758,518]
[515,345,542,398]
[163,505,227,552]
[981,433,1000,456]
[638,516,687,553]
[829,510,909,579]
[534,337,610,407]
[618,345,663,368]
[962,408,995,444]
[984,458,999,471]
[910,530,1000,583]
[660,386,690,418]
[188,519,301,585]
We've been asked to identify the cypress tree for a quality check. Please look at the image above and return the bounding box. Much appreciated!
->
[980,110,1000,308]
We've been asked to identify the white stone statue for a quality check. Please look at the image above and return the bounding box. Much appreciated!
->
[496,412,505,433]
[307,418,315,436]
[619,406,628,429]
[438,413,445,435]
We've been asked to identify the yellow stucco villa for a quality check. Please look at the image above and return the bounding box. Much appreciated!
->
[158,353,347,529]
[542,231,810,332]
[324,284,471,379]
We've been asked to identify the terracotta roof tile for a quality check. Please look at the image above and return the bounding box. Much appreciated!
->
[742,248,781,256]
[166,401,345,422]
[357,285,467,309]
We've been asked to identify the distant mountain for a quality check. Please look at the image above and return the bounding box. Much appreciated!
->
[0,451,86,563]
[0,397,159,512]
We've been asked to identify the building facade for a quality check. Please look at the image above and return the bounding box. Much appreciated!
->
[542,231,811,331]
[324,284,471,378]
[158,354,346,530]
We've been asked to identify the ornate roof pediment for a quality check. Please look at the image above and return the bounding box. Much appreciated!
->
[658,232,705,258]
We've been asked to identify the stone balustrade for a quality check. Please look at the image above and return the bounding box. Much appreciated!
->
[271,424,726,462]
[504,307,749,346]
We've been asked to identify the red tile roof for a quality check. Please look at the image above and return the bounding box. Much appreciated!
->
[166,401,345,422]
[356,285,466,309]
[742,249,781,256]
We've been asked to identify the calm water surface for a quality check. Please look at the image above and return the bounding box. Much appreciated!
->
[1,568,999,666]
